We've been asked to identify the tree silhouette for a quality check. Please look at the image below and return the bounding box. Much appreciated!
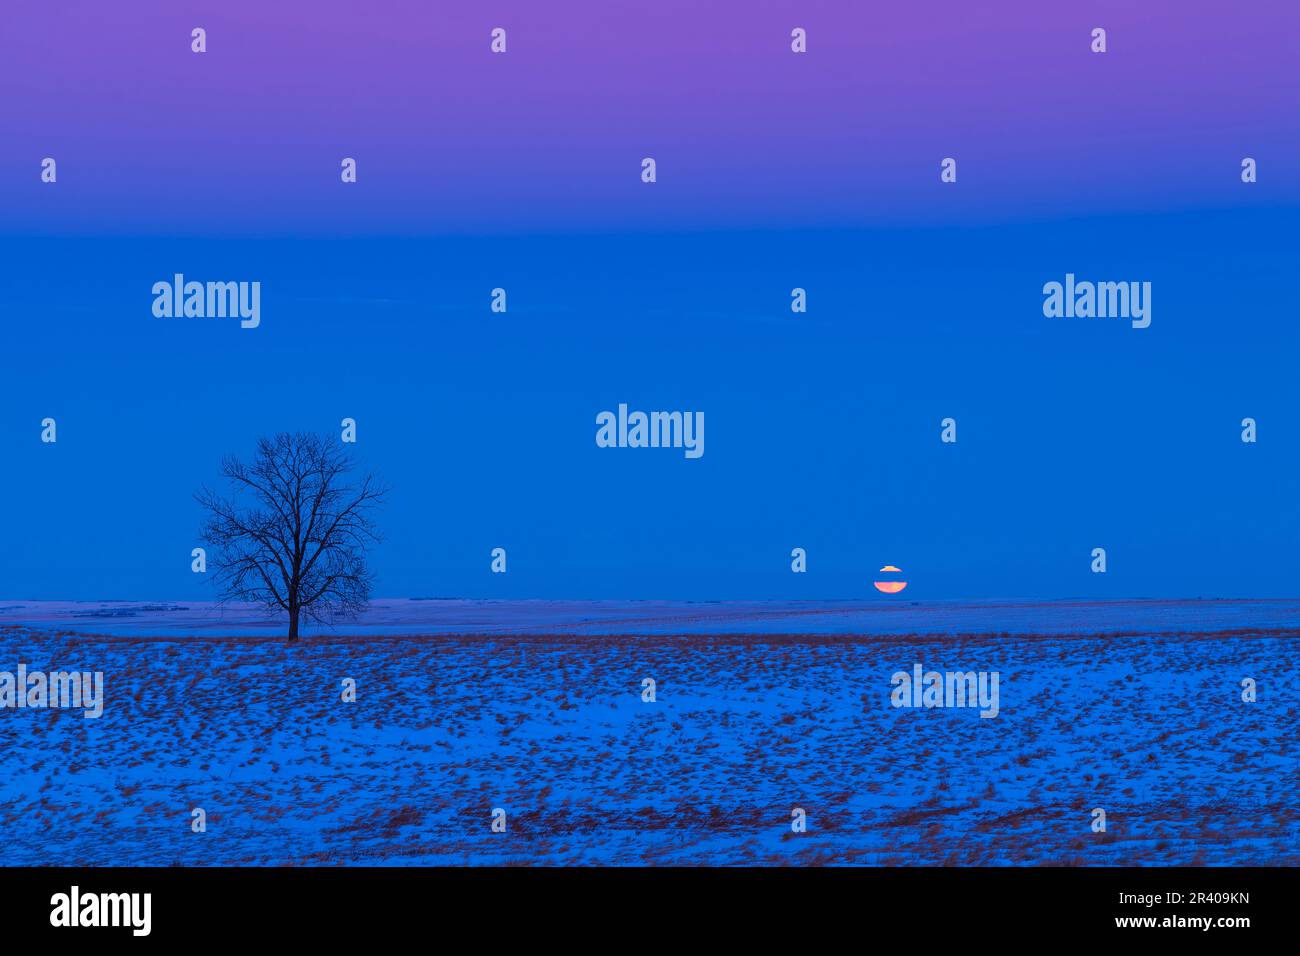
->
[196,432,386,640]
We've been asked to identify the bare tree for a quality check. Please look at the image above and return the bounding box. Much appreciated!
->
[196,432,386,640]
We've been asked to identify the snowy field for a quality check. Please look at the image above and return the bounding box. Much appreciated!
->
[4,596,1300,637]
[0,601,1295,865]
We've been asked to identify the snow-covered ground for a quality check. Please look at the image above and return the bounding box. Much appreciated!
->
[0,601,1295,865]
[3,596,1299,637]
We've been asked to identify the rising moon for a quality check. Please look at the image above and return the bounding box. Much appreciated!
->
[873,565,908,593]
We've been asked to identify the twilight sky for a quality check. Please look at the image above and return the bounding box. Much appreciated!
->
[1,0,1296,234]
[0,1,1297,601]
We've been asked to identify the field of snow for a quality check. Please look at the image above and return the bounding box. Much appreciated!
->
[4,597,1300,637]
[1,605,1294,865]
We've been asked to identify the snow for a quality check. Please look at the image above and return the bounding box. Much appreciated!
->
[0,599,1295,865]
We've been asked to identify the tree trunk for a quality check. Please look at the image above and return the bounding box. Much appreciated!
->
[288,606,300,642]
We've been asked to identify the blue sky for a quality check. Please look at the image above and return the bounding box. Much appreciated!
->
[2,205,1297,601]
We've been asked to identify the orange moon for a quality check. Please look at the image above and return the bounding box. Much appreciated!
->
[873,565,908,593]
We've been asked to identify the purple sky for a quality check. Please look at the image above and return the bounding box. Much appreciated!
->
[2,0,1295,235]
